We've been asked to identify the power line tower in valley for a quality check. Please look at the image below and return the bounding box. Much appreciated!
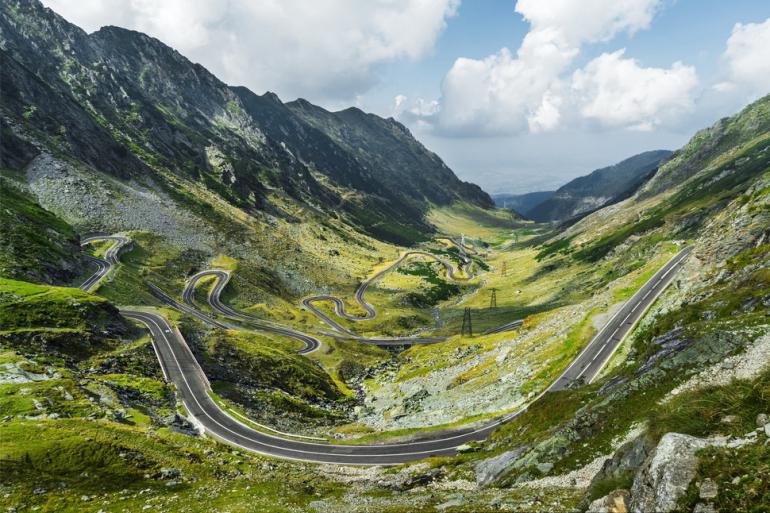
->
[489,288,497,309]
[461,307,473,336]
[501,261,507,277]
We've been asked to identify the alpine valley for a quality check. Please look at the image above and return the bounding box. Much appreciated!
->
[0,1,768,513]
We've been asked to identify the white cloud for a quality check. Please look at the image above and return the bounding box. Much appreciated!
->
[393,95,440,129]
[720,17,770,95]
[428,0,663,135]
[528,91,562,133]
[571,50,698,131]
[42,0,459,103]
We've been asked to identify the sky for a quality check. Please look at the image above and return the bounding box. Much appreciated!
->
[43,0,770,194]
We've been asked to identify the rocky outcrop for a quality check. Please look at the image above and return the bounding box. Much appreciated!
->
[629,433,719,513]
[474,448,526,486]
[583,434,653,508]
[588,489,630,513]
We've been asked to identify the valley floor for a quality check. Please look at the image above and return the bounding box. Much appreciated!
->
[2,100,770,512]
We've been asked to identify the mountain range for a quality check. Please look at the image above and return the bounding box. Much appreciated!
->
[0,0,492,246]
[493,149,672,222]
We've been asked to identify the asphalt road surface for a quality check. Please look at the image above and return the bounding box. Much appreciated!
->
[79,235,130,291]
[482,319,524,335]
[549,246,693,391]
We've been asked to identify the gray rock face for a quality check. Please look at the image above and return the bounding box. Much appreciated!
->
[159,467,182,479]
[692,502,717,513]
[581,434,652,510]
[635,328,692,376]
[698,478,718,499]
[629,433,724,513]
[474,448,525,486]
[592,434,652,485]
[162,413,199,436]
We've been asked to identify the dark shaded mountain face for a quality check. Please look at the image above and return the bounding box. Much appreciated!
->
[525,150,672,222]
[0,0,492,245]
[286,99,493,207]
[492,191,555,217]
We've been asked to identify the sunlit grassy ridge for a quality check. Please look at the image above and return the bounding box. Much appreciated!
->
[0,278,130,360]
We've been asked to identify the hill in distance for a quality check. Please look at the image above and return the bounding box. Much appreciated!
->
[492,190,556,215]
[494,149,672,222]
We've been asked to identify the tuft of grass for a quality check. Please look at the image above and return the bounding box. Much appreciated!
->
[648,367,770,442]
[678,443,770,513]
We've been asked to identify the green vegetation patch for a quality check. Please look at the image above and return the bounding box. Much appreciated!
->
[0,278,116,332]
[648,367,770,442]
[96,373,170,404]
[0,278,130,360]
[679,443,769,513]
[0,179,83,285]
[203,330,343,402]
[398,261,461,307]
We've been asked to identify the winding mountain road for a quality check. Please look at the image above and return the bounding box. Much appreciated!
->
[180,270,321,354]
[121,309,510,464]
[180,268,446,346]
[302,249,475,338]
[79,235,130,291]
[80,234,691,464]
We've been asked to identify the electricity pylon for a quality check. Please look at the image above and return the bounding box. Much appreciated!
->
[461,307,473,336]
[489,288,497,309]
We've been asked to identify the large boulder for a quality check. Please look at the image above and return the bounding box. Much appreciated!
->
[474,448,525,486]
[581,434,653,510]
[629,433,724,513]
[587,489,630,513]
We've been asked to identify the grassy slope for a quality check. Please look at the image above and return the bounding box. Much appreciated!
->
[0,178,86,285]
[0,277,133,361]
[200,330,352,434]
[0,277,111,331]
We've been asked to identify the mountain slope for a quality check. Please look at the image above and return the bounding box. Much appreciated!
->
[639,99,770,198]
[492,190,556,216]
[287,99,493,207]
[0,179,88,285]
[475,93,770,508]
[526,150,672,222]
[0,0,492,244]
